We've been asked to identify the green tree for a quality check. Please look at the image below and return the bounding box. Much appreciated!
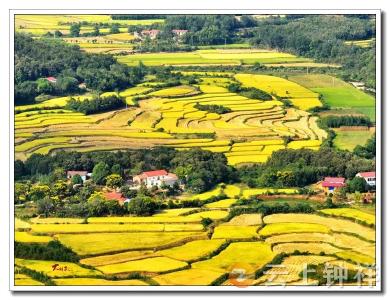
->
[37,197,55,217]
[70,23,81,37]
[110,24,120,34]
[347,177,368,193]
[52,180,69,199]
[105,174,124,188]
[15,182,30,203]
[71,174,83,185]
[127,195,157,216]
[36,78,54,94]
[28,184,50,202]
[92,162,110,185]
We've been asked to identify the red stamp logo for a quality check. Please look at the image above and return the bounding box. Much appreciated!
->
[228,263,255,288]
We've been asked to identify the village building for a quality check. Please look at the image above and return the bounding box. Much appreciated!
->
[172,29,188,37]
[103,191,126,205]
[132,169,178,188]
[66,171,89,182]
[321,177,346,192]
[356,171,376,187]
[140,29,161,39]
[46,76,57,83]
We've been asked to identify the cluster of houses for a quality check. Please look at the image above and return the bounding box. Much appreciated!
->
[320,171,376,193]
[66,169,179,205]
[133,29,188,40]
[66,168,376,205]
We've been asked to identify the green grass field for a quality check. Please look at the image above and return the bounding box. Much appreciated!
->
[333,129,374,151]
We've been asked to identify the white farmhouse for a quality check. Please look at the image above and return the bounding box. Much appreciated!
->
[356,171,376,187]
[133,169,178,188]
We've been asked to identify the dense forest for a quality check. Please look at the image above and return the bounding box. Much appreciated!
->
[14,34,146,104]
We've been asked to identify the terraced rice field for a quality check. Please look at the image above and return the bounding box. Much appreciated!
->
[15,72,329,164]
[117,49,312,66]
[15,207,376,286]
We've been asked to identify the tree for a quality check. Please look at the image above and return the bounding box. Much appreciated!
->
[15,182,30,203]
[110,24,120,34]
[37,197,55,217]
[105,174,124,188]
[347,177,368,193]
[70,23,81,37]
[52,180,69,199]
[36,78,54,94]
[92,162,110,185]
[71,174,83,185]
[28,184,50,202]
[127,195,157,216]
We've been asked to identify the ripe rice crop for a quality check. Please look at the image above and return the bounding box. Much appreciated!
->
[31,223,204,234]
[15,232,53,243]
[157,239,226,262]
[149,86,195,97]
[223,184,241,198]
[15,259,102,277]
[212,225,259,239]
[15,218,31,230]
[192,242,275,273]
[97,257,188,275]
[56,232,207,255]
[319,208,375,225]
[154,268,225,285]
[259,223,330,237]
[205,199,237,208]
[80,250,156,267]
[190,186,223,201]
[30,218,85,224]
[15,137,71,152]
[287,140,322,149]
[335,251,375,265]
[263,214,375,241]
[14,274,44,286]
[242,188,299,198]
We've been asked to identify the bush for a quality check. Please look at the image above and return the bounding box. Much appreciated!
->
[127,195,158,216]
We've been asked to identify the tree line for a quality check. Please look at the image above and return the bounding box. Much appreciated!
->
[66,95,125,115]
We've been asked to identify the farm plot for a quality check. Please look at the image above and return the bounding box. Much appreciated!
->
[333,128,374,151]
[263,214,375,241]
[56,231,208,256]
[15,259,102,277]
[319,208,375,225]
[205,199,237,208]
[156,239,227,262]
[15,232,53,243]
[192,242,275,274]
[153,268,225,285]
[14,273,44,286]
[212,225,259,240]
[235,74,321,111]
[97,257,188,275]
[226,214,262,226]
[259,223,330,237]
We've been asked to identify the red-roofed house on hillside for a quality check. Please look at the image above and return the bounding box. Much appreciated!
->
[132,169,178,188]
[104,191,126,205]
[66,171,89,182]
[356,171,376,187]
[321,177,345,192]
[140,29,160,39]
[46,77,57,83]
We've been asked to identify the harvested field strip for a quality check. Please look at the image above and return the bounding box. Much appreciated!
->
[31,223,205,234]
[96,256,188,275]
[227,214,262,226]
[56,232,208,256]
[263,214,375,241]
[205,198,237,208]
[242,188,299,198]
[80,250,157,267]
[43,130,173,139]
[212,225,259,239]
[272,242,342,255]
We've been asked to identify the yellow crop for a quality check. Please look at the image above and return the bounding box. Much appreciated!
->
[54,278,148,286]
[259,223,330,237]
[320,208,375,225]
[154,268,225,285]
[212,225,259,239]
[15,232,53,243]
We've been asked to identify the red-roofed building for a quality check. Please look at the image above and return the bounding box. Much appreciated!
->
[133,169,178,188]
[104,191,126,204]
[356,171,376,187]
[140,29,160,39]
[46,76,57,83]
[321,177,345,192]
